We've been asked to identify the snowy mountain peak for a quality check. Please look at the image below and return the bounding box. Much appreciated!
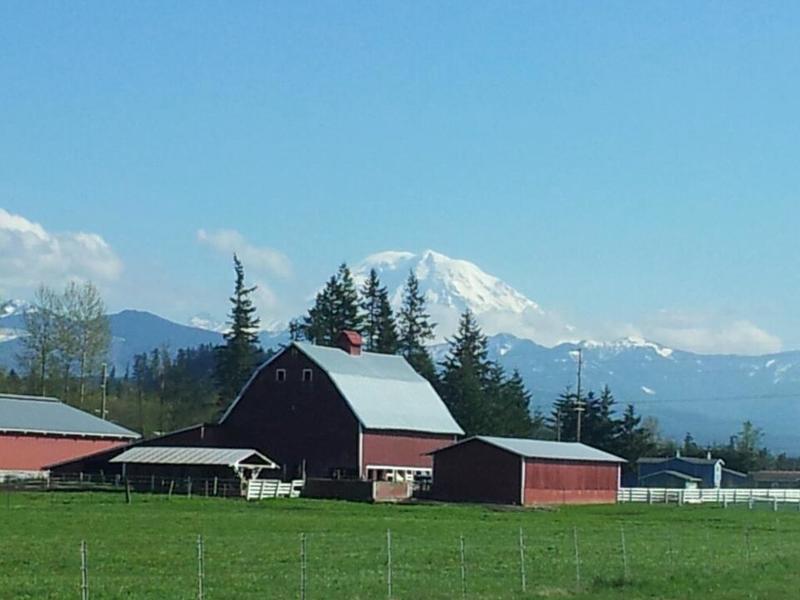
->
[581,336,674,358]
[355,249,575,344]
[357,249,541,316]
[0,299,29,319]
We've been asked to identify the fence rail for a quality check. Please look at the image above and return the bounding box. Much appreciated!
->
[246,479,304,500]
[0,474,305,501]
[618,487,800,505]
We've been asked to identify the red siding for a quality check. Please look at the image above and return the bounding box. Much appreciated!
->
[361,431,456,474]
[0,433,129,471]
[432,439,521,505]
[523,459,619,505]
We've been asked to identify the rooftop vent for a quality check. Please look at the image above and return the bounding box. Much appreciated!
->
[337,330,363,356]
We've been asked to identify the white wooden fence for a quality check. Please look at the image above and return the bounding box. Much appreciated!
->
[618,487,800,505]
[246,479,304,501]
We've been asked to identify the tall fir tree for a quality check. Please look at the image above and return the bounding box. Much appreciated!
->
[440,310,492,435]
[397,271,436,380]
[293,263,364,346]
[216,254,262,406]
[549,387,581,442]
[484,366,536,437]
[360,269,398,353]
[580,386,620,452]
[612,403,655,462]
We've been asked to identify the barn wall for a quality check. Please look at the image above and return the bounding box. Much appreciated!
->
[362,431,456,473]
[523,459,619,505]
[432,440,521,505]
[0,434,129,471]
[222,348,360,479]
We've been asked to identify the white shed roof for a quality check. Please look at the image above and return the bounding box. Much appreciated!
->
[433,436,626,463]
[110,446,278,469]
[221,342,463,435]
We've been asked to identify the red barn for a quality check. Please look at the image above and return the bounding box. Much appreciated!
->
[218,331,463,482]
[430,436,624,505]
[0,393,139,479]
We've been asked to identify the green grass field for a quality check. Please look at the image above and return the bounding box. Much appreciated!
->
[1,492,799,599]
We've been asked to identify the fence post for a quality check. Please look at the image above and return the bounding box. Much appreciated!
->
[518,527,527,593]
[124,478,132,504]
[300,533,307,600]
[197,534,205,600]
[213,477,218,496]
[187,477,192,499]
[168,480,175,499]
[744,527,751,562]
[386,529,392,599]
[620,526,629,583]
[459,534,467,600]
[80,540,89,600]
[205,480,209,498]
[573,527,581,593]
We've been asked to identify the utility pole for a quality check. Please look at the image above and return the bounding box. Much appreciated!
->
[574,349,585,442]
[100,362,108,420]
[556,409,562,442]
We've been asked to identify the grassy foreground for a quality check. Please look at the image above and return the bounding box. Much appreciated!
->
[1,492,799,599]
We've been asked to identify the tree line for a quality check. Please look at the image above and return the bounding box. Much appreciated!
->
[1,258,796,472]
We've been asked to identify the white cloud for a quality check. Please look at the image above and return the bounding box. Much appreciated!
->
[625,310,782,355]
[197,229,292,278]
[0,208,123,295]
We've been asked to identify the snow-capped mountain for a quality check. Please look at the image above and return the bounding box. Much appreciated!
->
[189,313,229,334]
[0,299,29,319]
[355,250,574,344]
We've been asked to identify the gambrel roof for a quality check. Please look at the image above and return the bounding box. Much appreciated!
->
[220,342,464,435]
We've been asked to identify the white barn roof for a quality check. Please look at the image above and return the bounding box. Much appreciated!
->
[0,394,139,439]
[433,436,625,463]
[221,342,463,435]
[110,446,277,469]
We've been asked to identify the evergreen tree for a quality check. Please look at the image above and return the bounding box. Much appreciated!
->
[397,271,436,380]
[581,385,620,451]
[613,404,655,462]
[375,286,399,354]
[216,255,262,405]
[294,263,364,346]
[489,368,536,437]
[549,387,580,442]
[440,310,492,434]
[360,269,399,353]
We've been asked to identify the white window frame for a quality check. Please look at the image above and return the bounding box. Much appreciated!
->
[302,368,313,382]
[275,368,287,382]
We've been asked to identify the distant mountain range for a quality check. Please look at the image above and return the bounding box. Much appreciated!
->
[2,250,799,451]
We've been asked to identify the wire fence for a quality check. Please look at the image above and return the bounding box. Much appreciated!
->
[14,505,800,599]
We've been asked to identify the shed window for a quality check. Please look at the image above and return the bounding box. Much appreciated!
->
[275,369,287,382]
[302,369,313,382]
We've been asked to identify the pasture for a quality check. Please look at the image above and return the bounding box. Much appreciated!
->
[1,492,798,599]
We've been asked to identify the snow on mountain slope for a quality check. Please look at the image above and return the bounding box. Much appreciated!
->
[355,249,574,344]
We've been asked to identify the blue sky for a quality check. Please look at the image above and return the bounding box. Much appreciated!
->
[1,2,798,353]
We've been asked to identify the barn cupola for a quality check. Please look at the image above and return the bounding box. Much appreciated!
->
[337,330,363,356]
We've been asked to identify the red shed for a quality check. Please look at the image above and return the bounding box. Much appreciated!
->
[0,393,139,479]
[430,436,625,506]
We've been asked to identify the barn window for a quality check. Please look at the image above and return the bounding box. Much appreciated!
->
[275,369,287,382]
[302,369,313,382]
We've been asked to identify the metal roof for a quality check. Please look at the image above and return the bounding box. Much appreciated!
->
[221,342,463,435]
[432,436,626,463]
[0,394,139,439]
[640,469,702,482]
[638,456,722,466]
[110,446,278,468]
